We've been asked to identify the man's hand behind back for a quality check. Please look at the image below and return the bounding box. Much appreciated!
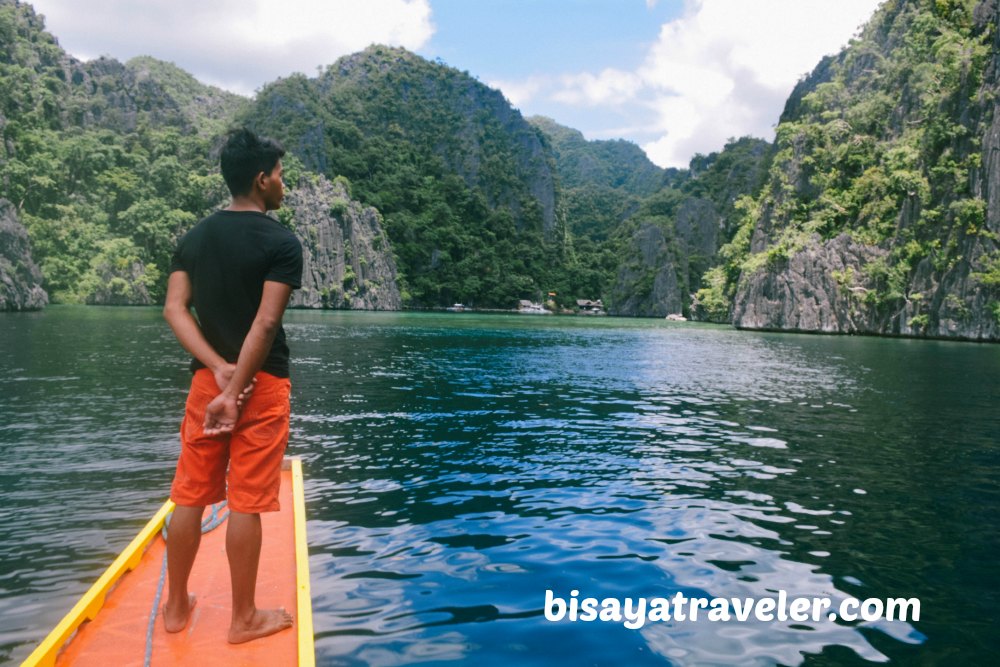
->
[204,393,240,435]
[214,362,256,409]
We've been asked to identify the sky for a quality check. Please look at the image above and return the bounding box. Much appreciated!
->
[29,0,883,169]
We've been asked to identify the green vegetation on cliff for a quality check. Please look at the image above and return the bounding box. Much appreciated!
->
[0,0,240,303]
[701,0,998,334]
[5,0,996,338]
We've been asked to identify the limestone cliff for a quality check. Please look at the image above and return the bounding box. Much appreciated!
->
[732,234,890,332]
[284,176,401,310]
[68,56,246,134]
[608,223,682,317]
[243,46,567,308]
[0,199,47,311]
[610,138,771,317]
[730,0,1000,340]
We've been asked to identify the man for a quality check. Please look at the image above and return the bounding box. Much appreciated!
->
[162,128,302,644]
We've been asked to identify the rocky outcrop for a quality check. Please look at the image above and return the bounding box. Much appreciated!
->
[67,56,245,134]
[733,234,889,333]
[285,176,401,310]
[674,197,719,275]
[608,223,682,317]
[610,199,724,318]
[0,199,48,311]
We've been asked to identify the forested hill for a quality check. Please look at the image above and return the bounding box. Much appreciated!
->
[0,3,571,310]
[705,0,1000,340]
[1,0,243,305]
[240,46,569,308]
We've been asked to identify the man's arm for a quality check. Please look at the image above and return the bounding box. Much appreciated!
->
[163,271,254,405]
[202,280,294,435]
[164,271,230,372]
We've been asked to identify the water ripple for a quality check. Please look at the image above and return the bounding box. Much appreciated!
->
[3,310,997,665]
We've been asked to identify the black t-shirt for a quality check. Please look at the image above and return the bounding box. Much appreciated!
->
[169,210,303,378]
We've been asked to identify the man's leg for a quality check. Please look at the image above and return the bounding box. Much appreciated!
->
[164,504,205,632]
[226,510,293,643]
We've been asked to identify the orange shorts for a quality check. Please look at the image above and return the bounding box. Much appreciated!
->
[170,368,291,513]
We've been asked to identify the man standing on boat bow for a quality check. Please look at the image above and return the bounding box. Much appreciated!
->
[162,128,302,644]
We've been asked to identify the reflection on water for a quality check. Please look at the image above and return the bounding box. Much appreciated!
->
[1,308,998,665]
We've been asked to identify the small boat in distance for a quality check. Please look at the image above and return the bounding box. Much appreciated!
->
[446,303,467,312]
[517,300,551,315]
[23,457,314,667]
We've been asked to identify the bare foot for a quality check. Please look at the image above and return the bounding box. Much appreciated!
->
[163,594,197,633]
[228,607,293,644]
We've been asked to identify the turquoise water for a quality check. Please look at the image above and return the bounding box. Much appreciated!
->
[1,307,998,665]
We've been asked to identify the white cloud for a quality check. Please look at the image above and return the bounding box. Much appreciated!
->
[30,0,434,95]
[639,0,882,168]
[488,76,547,109]
[497,0,882,168]
[550,69,644,107]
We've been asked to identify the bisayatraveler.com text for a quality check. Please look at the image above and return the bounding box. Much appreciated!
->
[544,589,920,630]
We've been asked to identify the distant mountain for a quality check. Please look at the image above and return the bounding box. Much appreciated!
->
[528,116,668,198]
[241,45,568,308]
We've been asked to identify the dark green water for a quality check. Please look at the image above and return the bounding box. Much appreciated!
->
[1,306,997,665]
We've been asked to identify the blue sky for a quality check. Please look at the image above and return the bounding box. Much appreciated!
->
[423,1,683,79]
[421,0,685,147]
[30,0,882,168]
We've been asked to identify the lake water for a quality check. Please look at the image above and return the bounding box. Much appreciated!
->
[1,307,998,665]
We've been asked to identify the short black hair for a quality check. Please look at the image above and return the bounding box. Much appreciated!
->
[220,128,286,197]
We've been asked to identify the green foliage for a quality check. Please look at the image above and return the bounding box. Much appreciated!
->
[907,312,930,330]
[972,252,1000,288]
[78,237,161,304]
[693,266,731,322]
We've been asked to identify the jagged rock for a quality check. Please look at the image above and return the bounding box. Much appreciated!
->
[0,199,48,311]
[284,176,401,310]
[68,56,245,134]
[733,234,888,333]
[610,138,772,319]
[674,197,719,271]
[608,223,682,317]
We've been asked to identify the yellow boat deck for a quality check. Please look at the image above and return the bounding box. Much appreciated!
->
[24,458,313,667]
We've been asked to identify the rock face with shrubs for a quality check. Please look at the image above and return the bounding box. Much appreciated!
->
[718,0,1000,340]
[0,199,48,312]
[283,175,401,311]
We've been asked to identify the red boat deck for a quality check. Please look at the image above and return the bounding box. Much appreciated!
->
[26,460,312,667]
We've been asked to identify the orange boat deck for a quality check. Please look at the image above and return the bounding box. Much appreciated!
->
[27,459,312,667]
